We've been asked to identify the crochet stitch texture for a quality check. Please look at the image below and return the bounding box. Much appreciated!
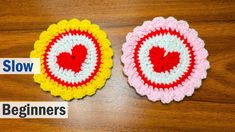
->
[121,17,210,103]
[30,19,113,100]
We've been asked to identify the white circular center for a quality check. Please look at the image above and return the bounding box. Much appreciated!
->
[46,33,98,84]
[137,33,191,84]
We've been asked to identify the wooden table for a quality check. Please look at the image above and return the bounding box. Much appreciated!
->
[0,0,234,131]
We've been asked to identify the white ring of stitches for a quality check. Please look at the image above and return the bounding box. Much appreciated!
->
[137,33,191,84]
[46,34,98,84]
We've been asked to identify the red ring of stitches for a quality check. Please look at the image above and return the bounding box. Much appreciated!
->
[43,29,102,87]
[133,28,195,89]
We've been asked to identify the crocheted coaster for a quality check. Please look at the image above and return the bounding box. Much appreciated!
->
[30,19,113,100]
[121,17,209,103]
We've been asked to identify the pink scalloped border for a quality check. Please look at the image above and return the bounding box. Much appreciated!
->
[121,17,210,104]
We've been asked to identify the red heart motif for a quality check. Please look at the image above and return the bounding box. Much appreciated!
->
[149,46,180,72]
[56,44,87,73]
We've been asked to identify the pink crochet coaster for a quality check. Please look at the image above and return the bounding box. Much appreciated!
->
[121,17,210,103]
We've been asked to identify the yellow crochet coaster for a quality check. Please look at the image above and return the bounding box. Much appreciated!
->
[30,19,113,101]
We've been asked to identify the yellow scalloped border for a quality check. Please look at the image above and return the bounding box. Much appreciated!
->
[30,19,113,101]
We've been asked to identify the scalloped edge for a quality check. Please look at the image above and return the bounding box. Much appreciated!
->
[121,16,210,104]
[30,18,113,101]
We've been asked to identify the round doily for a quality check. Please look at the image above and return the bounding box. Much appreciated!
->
[30,19,113,100]
[121,17,210,103]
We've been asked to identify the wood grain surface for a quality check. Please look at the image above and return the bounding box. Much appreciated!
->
[0,0,235,131]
